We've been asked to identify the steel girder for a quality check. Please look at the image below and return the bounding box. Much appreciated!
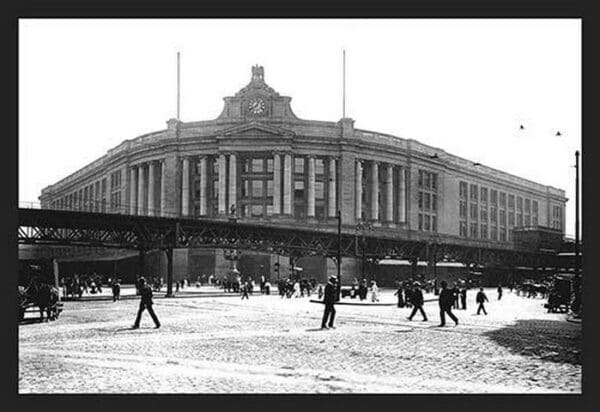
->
[18,208,557,268]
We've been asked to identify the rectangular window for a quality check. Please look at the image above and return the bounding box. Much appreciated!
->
[418,171,424,188]
[508,194,515,209]
[508,212,515,226]
[480,224,488,239]
[431,174,437,190]
[524,215,531,226]
[213,181,219,199]
[490,226,497,240]
[267,180,273,197]
[517,196,523,211]
[470,203,478,220]
[418,192,424,209]
[459,181,468,199]
[418,214,423,230]
[242,180,249,197]
[242,158,251,173]
[424,173,430,190]
[480,207,488,221]
[294,158,304,174]
[459,201,467,218]
[490,190,497,205]
[315,159,325,175]
[424,215,431,231]
[470,223,478,238]
[481,187,488,203]
[499,192,506,208]
[532,200,538,213]
[499,210,506,226]
[532,216,538,226]
[431,194,437,211]
[252,180,263,197]
[499,228,506,241]
[267,158,274,173]
[424,193,431,210]
[516,213,523,227]
[525,198,531,213]
[508,229,513,242]
[315,181,325,199]
[252,159,263,173]
[266,205,274,216]
[432,216,437,232]
[470,184,478,201]
[460,221,467,237]
[490,206,497,223]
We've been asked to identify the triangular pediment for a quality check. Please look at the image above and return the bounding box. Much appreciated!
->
[220,122,295,138]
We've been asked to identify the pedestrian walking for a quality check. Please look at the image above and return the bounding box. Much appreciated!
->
[358,279,368,301]
[452,283,460,309]
[132,277,161,329]
[438,280,459,327]
[321,276,338,329]
[394,284,405,308]
[407,282,428,321]
[497,284,503,300]
[111,278,121,302]
[241,282,249,300]
[476,287,489,315]
[460,287,467,310]
[371,281,379,302]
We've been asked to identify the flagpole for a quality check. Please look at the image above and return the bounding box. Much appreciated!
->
[177,51,181,120]
[342,49,346,118]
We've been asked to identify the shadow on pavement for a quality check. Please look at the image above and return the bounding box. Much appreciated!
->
[482,319,582,366]
[305,328,328,332]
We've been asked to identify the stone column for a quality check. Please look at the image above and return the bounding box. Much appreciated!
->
[228,153,237,214]
[307,157,315,217]
[385,164,394,223]
[398,167,407,223]
[181,157,190,216]
[283,153,292,215]
[273,153,281,214]
[371,161,379,221]
[147,162,156,216]
[199,156,207,215]
[137,164,145,216]
[328,157,337,217]
[160,160,167,217]
[355,160,363,220]
[218,153,227,214]
[129,166,137,215]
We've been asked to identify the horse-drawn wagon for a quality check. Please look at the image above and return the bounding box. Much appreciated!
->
[18,264,63,322]
[544,274,572,313]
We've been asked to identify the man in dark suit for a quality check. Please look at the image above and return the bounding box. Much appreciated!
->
[321,276,338,329]
[132,277,161,329]
[438,280,459,327]
[407,282,428,321]
[476,287,489,315]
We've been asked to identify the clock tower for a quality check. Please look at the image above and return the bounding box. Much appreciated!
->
[217,65,298,121]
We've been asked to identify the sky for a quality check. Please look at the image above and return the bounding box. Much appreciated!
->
[19,19,581,237]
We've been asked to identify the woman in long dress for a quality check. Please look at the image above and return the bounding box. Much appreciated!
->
[371,281,379,302]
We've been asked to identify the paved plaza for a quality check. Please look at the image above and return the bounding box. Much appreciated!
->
[18,287,582,393]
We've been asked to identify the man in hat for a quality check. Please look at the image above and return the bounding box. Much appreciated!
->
[438,280,459,327]
[132,277,161,329]
[476,287,489,315]
[407,282,428,321]
[321,276,338,329]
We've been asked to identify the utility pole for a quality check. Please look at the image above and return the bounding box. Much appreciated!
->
[337,210,342,298]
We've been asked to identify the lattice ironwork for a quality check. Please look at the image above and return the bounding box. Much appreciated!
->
[18,208,558,268]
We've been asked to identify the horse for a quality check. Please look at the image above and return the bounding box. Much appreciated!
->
[19,278,60,322]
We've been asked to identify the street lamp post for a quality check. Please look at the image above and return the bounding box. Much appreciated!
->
[355,219,374,280]
[337,210,342,299]
[572,150,581,316]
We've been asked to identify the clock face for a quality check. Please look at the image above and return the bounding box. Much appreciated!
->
[248,98,266,115]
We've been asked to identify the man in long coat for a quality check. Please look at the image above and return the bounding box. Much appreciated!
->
[132,277,161,329]
[321,276,338,329]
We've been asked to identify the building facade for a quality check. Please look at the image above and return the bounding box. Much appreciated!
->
[39,66,568,282]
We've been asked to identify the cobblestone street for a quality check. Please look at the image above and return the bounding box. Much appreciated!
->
[19,287,582,393]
